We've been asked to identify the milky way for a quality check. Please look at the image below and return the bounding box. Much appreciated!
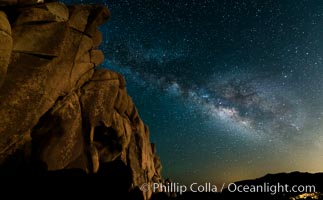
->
[63,0,323,184]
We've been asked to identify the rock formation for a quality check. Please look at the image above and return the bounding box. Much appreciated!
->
[0,1,162,199]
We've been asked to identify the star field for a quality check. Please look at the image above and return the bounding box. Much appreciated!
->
[63,0,323,184]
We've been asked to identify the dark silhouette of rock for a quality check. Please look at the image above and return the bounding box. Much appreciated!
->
[0,1,162,199]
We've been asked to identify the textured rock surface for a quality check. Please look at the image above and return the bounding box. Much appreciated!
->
[0,1,162,199]
[0,10,12,87]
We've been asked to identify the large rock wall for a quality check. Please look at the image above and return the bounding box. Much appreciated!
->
[0,1,162,199]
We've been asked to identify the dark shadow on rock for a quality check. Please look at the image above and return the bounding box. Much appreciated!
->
[95,159,133,191]
[151,192,172,200]
[129,187,145,200]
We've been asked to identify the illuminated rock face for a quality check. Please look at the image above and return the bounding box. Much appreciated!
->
[0,1,162,199]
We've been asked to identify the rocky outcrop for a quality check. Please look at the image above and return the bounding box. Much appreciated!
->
[0,1,162,199]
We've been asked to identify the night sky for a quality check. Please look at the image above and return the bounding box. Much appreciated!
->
[64,0,323,184]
